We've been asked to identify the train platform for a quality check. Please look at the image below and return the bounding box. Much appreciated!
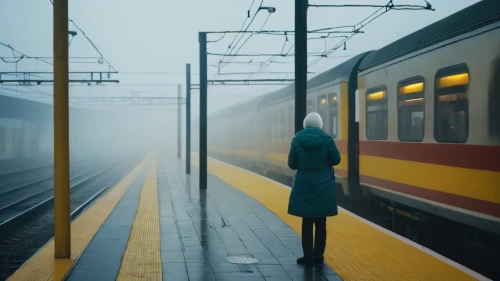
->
[6,152,488,281]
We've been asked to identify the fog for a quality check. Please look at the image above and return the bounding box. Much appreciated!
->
[0,0,481,172]
[0,96,178,173]
[69,105,175,157]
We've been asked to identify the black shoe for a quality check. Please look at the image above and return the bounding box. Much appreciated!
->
[297,257,314,265]
[314,257,324,265]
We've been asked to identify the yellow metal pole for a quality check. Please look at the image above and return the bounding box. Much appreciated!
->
[53,0,71,258]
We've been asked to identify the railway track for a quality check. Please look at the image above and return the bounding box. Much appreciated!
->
[0,157,97,192]
[0,155,140,280]
[0,158,115,228]
[0,158,99,212]
[0,165,54,189]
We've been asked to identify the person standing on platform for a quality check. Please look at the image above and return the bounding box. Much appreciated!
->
[287,112,341,265]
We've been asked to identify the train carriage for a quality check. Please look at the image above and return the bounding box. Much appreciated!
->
[357,0,500,234]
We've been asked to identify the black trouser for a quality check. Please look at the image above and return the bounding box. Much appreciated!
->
[301,217,327,259]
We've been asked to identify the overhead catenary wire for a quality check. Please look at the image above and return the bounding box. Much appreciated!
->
[66,19,117,72]
[215,0,263,73]
[308,0,434,10]
[204,0,434,79]
[1,3,118,88]
[216,0,275,74]
[0,42,53,66]
[308,2,398,67]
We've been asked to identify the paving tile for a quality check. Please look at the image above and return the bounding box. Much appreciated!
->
[314,265,338,276]
[72,254,123,270]
[161,273,190,281]
[324,274,343,281]
[253,253,281,265]
[187,267,217,281]
[216,277,266,281]
[265,277,293,281]
[210,262,241,273]
[214,270,263,278]
[277,255,301,264]
[162,262,188,275]
[290,276,328,281]
[161,251,185,263]
[256,264,290,277]
[281,263,316,274]
[66,269,118,281]
[183,250,209,263]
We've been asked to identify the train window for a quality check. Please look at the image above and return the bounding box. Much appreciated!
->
[307,100,313,114]
[252,119,255,141]
[366,86,388,140]
[251,117,255,141]
[317,95,328,131]
[288,104,293,137]
[267,111,272,140]
[329,94,338,139]
[0,128,4,153]
[397,77,425,142]
[434,64,469,143]
[280,108,285,140]
[273,110,279,140]
[489,58,500,136]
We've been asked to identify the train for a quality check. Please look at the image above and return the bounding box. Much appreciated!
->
[193,0,500,236]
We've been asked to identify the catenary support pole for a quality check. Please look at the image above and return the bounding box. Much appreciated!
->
[295,0,308,134]
[199,32,208,189]
[53,0,71,258]
[178,84,182,159]
[186,63,191,174]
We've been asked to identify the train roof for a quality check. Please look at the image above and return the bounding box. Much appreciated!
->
[359,0,500,72]
[209,94,266,120]
[257,51,371,109]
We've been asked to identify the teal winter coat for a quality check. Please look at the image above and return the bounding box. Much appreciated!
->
[287,128,341,218]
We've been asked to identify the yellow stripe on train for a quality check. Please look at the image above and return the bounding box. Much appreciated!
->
[208,147,260,159]
[359,155,500,205]
[208,148,349,173]
[265,152,349,171]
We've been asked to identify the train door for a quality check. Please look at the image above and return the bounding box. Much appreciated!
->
[489,57,500,137]
[280,108,285,141]
[328,93,339,138]
[307,99,314,114]
[262,109,272,161]
[317,95,328,132]
[0,127,5,156]
[354,89,360,173]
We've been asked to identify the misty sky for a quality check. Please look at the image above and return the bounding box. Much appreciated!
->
[0,0,481,121]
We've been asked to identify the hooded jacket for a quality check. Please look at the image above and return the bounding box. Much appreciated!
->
[287,127,341,218]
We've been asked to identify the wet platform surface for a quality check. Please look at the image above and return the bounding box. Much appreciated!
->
[65,153,342,281]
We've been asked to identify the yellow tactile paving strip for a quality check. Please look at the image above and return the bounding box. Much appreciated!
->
[116,154,162,281]
[191,154,478,281]
[7,152,153,281]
